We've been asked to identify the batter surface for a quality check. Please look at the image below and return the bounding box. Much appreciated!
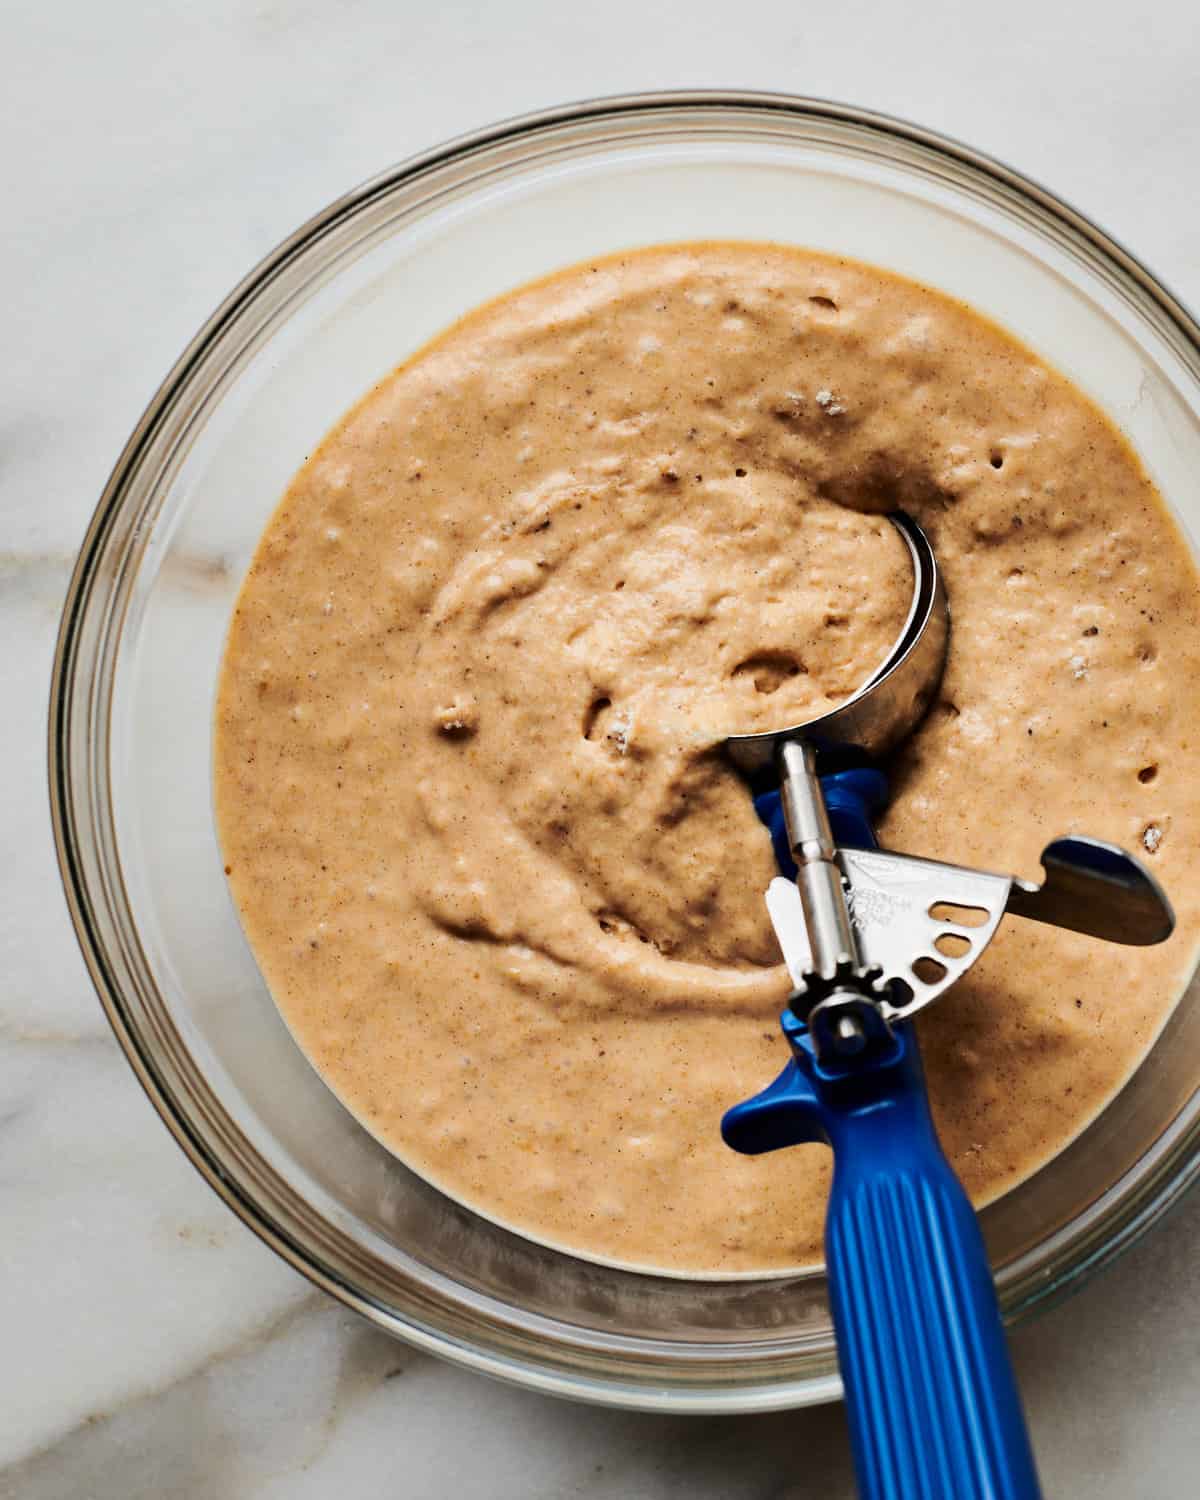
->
[215,243,1200,1275]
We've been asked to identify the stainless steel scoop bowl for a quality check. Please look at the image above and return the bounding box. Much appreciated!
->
[725,512,949,773]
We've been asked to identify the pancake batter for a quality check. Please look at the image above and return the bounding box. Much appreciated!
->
[215,243,1200,1275]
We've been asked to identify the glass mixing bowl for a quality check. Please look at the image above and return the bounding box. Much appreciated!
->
[50,92,1200,1412]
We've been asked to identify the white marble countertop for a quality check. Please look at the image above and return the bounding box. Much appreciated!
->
[4,2,1199,1494]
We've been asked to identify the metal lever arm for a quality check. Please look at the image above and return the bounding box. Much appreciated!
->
[1007,836,1174,945]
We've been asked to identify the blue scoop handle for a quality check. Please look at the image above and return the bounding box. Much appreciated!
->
[826,1030,1041,1499]
[728,772,1042,1500]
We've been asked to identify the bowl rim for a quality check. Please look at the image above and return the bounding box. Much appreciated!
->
[48,88,1200,1412]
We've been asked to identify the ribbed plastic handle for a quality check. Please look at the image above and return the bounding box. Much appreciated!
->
[824,1035,1043,1500]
